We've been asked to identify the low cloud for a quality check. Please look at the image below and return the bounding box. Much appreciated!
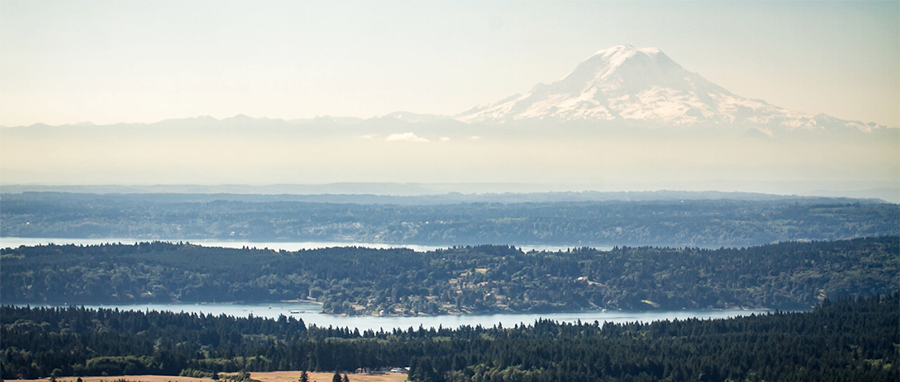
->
[386,132,429,142]
[439,137,450,142]
[469,136,482,140]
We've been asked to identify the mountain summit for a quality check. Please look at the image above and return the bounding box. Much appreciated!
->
[456,45,880,130]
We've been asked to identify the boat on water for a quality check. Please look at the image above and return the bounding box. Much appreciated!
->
[290,310,305,314]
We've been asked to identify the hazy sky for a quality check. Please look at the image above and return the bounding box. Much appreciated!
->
[1,1,898,127]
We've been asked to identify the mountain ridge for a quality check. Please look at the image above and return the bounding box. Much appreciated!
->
[1,45,893,130]
[455,45,887,131]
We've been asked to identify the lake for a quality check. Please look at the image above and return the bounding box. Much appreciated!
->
[0,237,609,252]
[23,302,769,332]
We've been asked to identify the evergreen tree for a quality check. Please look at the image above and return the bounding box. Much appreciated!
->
[1,293,897,381]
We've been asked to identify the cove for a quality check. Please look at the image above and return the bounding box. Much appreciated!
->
[25,302,768,332]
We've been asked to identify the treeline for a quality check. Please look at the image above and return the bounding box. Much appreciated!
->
[3,293,897,381]
[3,192,898,247]
[2,237,897,312]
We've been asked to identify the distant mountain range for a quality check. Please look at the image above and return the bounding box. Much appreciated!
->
[3,45,893,131]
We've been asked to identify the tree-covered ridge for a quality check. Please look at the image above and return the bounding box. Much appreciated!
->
[3,237,897,312]
[3,293,897,381]
[3,192,898,247]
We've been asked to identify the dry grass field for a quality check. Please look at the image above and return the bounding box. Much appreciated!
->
[15,371,408,382]
[244,371,407,382]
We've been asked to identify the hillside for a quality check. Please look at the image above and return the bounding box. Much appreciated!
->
[2,193,898,247]
[2,237,897,312]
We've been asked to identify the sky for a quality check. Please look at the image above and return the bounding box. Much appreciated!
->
[1,0,898,128]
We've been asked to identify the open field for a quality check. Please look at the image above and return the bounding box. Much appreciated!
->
[16,372,408,382]
[242,371,407,382]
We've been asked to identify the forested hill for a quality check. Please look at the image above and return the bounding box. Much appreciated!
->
[2,192,898,247]
[3,237,896,312]
[2,293,897,381]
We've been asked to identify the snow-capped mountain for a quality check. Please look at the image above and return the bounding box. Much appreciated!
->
[456,45,882,130]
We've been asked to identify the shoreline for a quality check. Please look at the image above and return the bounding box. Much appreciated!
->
[0,236,616,253]
[322,306,773,317]
[6,301,775,317]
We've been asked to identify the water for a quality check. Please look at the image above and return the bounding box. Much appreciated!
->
[22,302,768,332]
[0,237,606,253]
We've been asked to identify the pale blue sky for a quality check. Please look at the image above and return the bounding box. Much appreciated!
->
[2,0,898,127]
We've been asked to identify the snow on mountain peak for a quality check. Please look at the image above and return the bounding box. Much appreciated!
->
[456,45,879,131]
[592,44,661,67]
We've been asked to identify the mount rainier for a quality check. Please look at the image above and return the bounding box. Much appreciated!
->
[455,45,884,131]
